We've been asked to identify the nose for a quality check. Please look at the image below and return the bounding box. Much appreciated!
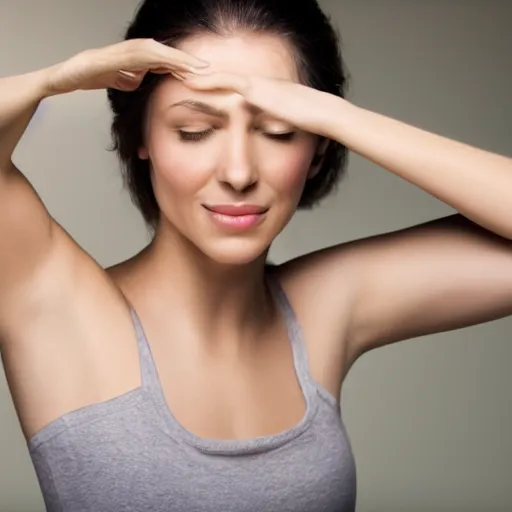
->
[217,128,257,193]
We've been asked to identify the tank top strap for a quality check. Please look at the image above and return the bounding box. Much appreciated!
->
[128,275,319,407]
[129,308,162,393]
[265,270,318,402]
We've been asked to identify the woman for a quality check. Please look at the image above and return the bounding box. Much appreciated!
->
[1,0,511,510]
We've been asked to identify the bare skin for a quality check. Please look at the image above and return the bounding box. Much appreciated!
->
[1,34,511,447]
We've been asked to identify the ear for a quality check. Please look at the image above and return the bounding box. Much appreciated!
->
[138,146,149,160]
[307,138,330,179]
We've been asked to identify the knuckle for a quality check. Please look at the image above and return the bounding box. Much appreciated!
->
[145,38,159,49]
[165,47,183,62]
[126,38,153,55]
[136,38,157,54]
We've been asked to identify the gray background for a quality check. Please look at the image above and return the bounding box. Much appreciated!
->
[0,1,511,510]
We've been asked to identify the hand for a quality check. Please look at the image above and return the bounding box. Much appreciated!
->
[183,71,343,139]
[44,38,211,96]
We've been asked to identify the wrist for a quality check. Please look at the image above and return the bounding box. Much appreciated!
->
[320,95,358,144]
[28,65,61,99]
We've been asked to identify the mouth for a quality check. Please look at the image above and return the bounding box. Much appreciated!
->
[202,204,269,230]
[203,204,269,216]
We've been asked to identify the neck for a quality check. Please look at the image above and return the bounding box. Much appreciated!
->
[131,222,274,344]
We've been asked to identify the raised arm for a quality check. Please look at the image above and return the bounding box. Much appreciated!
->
[183,71,512,370]
[0,39,210,338]
[0,69,59,323]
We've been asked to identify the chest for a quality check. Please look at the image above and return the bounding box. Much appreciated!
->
[137,301,346,442]
[146,318,308,440]
[31,394,357,512]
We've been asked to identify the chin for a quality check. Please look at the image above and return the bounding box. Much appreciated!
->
[198,238,271,267]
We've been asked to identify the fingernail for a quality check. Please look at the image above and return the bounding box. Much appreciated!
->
[118,69,137,80]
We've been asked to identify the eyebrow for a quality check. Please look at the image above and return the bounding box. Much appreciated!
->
[167,99,264,119]
[167,100,229,118]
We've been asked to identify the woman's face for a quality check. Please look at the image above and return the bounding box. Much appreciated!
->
[140,32,319,265]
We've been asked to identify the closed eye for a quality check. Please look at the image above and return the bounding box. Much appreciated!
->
[177,128,296,143]
[178,128,215,142]
[265,132,296,142]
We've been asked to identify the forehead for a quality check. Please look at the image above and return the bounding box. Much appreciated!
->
[177,32,300,82]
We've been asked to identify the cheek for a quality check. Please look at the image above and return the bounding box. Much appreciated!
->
[262,144,314,196]
[149,139,215,196]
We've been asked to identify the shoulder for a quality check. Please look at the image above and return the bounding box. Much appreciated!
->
[273,214,512,361]
[268,249,360,385]
[270,241,360,331]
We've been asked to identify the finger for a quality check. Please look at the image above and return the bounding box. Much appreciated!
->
[151,67,213,78]
[109,39,210,81]
[117,69,139,80]
[183,72,250,95]
[147,67,183,80]
[169,70,187,81]
[114,71,142,91]
[150,40,210,72]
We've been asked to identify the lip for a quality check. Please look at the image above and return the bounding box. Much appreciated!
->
[204,204,268,216]
[203,204,268,230]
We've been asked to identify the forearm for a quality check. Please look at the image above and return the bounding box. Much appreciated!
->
[0,67,56,171]
[329,100,512,239]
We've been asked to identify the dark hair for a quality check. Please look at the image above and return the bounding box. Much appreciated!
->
[108,0,349,229]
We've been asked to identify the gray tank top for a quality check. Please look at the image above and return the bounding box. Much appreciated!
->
[27,276,357,511]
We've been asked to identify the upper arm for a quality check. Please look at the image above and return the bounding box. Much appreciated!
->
[348,215,512,356]
[0,162,57,323]
[282,214,512,365]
